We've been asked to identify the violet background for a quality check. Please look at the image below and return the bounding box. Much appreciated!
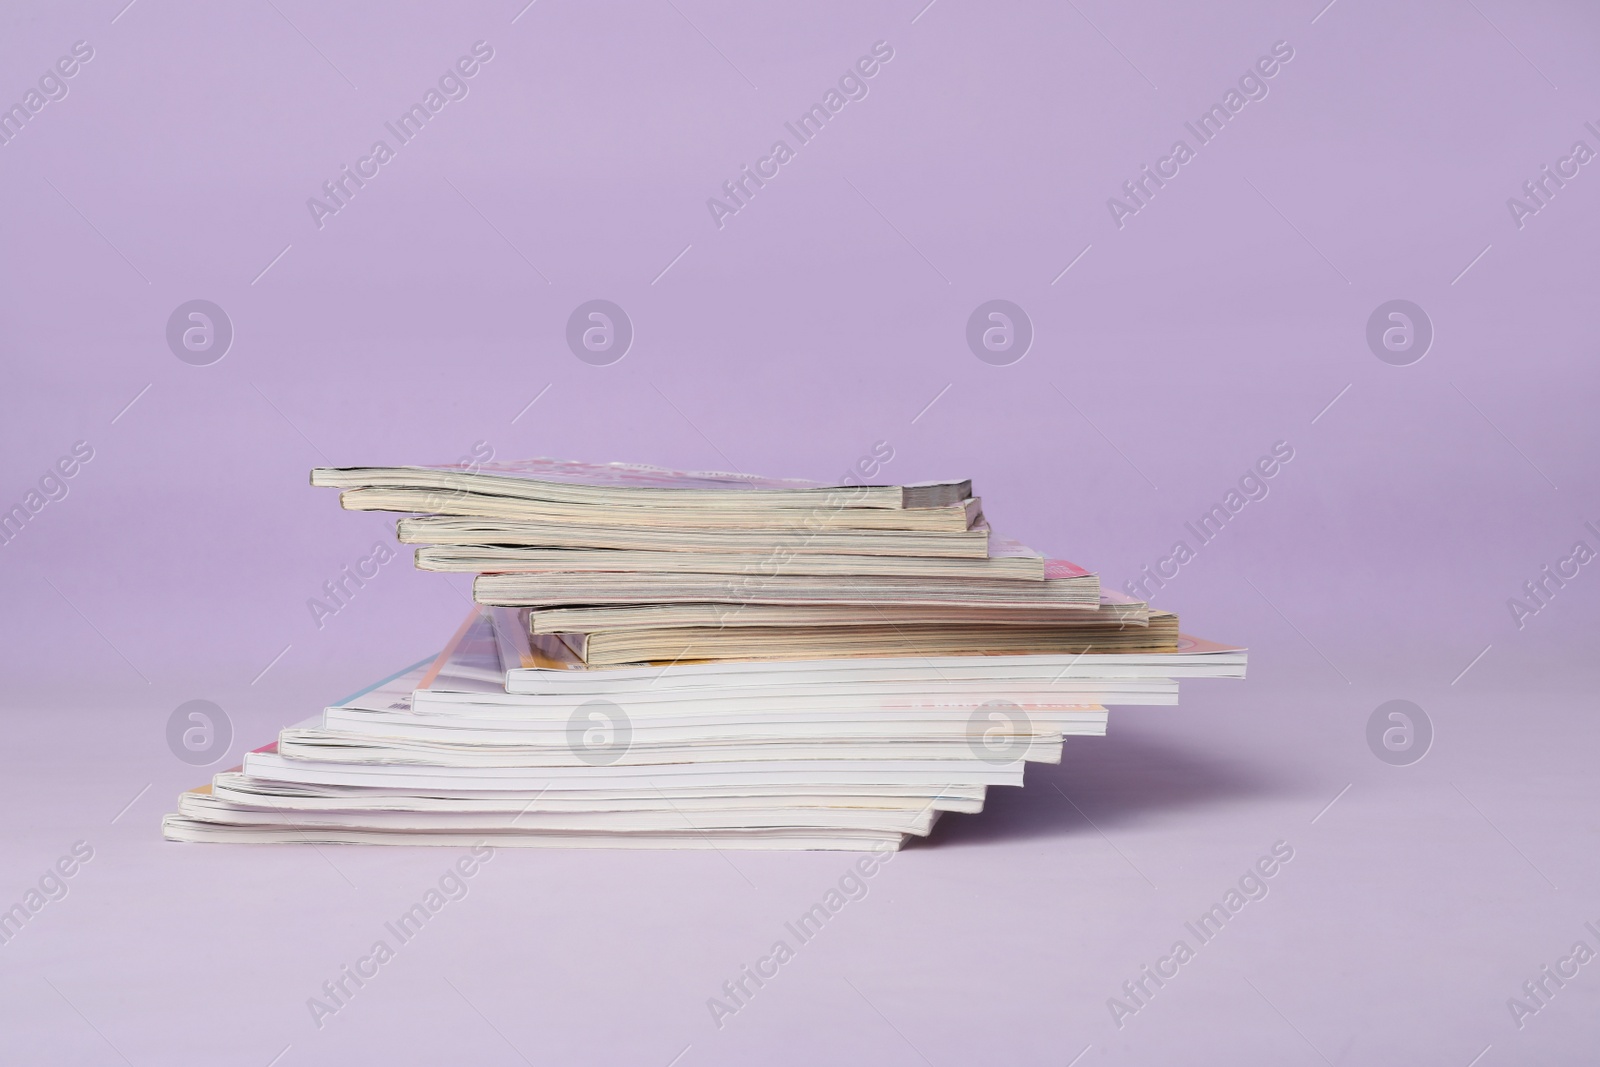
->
[3,0,1599,1063]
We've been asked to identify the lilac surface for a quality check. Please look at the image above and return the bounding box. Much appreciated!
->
[2,0,1599,1063]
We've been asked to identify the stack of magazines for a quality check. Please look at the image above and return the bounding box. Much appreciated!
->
[162,458,1245,850]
